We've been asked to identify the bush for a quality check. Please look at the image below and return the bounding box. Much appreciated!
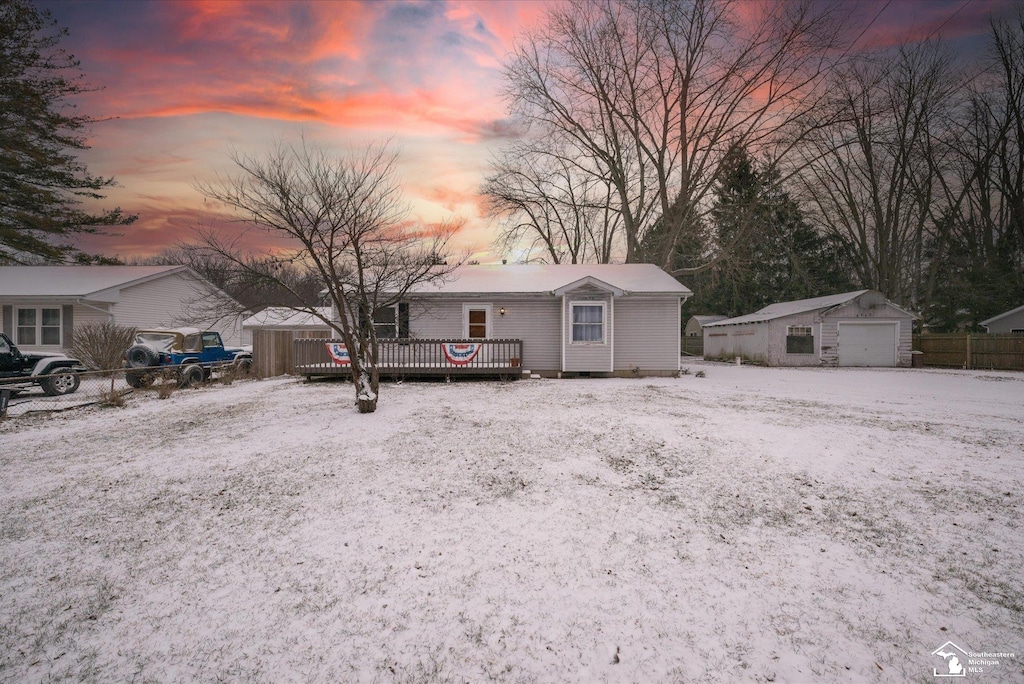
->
[68,322,137,371]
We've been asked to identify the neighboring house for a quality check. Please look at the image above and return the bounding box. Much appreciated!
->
[0,265,247,353]
[243,307,331,377]
[395,263,692,377]
[684,315,728,337]
[703,290,916,367]
[980,304,1024,334]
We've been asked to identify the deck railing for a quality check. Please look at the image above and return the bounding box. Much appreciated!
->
[293,338,524,377]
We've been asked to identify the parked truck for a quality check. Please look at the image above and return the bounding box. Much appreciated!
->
[124,328,252,388]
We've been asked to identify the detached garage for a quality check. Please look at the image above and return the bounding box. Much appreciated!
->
[703,290,916,367]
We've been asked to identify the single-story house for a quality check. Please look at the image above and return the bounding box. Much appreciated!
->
[684,315,728,337]
[980,304,1024,334]
[295,264,691,378]
[399,264,691,376]
[0,265,248,353]
[243,307,332,377]
[703,290,916,367]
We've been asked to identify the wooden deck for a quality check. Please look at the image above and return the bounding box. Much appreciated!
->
[293,338,525,378]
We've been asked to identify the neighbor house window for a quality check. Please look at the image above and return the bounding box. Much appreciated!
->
[571,303,605,343]
[1012,329,1024,335]
[786,325,814,354]
[16,307,61,346]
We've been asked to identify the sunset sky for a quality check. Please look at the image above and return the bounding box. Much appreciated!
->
[38,0,1013,263]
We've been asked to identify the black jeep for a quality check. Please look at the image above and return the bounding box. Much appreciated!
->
[0,332,84,396]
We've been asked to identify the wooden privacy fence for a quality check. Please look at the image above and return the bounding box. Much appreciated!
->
[251,328,331,378]
[913,334,1024,370]
[293,338,524,378]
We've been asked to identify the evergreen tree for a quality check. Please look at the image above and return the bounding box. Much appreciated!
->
[696,144,853,317]
[0,0,135,263]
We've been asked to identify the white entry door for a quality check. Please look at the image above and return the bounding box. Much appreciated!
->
[838,322,898,367]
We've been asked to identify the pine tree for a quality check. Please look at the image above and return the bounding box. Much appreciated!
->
[0,0,135,263]
[697,144,852,317]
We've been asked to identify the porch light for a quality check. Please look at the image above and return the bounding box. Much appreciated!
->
[499,307,506,316]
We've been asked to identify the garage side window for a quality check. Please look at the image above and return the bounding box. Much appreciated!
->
[786,325,814,354]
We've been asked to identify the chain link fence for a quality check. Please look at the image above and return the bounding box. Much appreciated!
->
[1,365,251,419]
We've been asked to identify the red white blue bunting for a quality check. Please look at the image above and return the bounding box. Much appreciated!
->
[441,342,481,365]
[325,342,351,365]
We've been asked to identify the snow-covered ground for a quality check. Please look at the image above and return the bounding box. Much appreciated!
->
[1,363,1022,682]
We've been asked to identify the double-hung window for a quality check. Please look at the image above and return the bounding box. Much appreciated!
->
[370,303,410,339]
[786,325,814,354]
[17,307,62,346]
[571,303,605,344]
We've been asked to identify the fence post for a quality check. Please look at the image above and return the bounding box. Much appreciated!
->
[0,388,9,419]
[965,333,972,370]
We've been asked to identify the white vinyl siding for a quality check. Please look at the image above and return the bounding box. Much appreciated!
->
[408,297,561,372]
[562,290,613,372]
[613,297,682,372]
[114,271,244,346]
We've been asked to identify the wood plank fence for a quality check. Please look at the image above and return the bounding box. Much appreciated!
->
[293,338,525,378]
[913,334,1024,371]
[251,328,331,378]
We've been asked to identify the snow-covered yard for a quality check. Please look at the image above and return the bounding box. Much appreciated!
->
[1,363,1022,682]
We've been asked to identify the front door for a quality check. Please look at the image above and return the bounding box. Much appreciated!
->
[464,304,490,339]
[463,304,491,362]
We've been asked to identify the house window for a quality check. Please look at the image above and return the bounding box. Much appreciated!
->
[1012,329,1024,335]
[371,303,410,339]
[571,303,605,343]
[373,306,397,339]
[17,307,62,346]
[786,325,814,354]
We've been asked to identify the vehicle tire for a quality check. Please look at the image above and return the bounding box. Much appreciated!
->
[126,344,159,368]
[237,358,253,375]
[125,370,154,388]
[178,364,205,389]
[41,369,81,396]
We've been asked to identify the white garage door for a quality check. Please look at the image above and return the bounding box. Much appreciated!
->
[838,322,898,367]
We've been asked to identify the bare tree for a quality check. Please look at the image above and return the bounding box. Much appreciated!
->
[791,41,959,306]
[483,140,621,263]
[923,10,1024,328]
[195,140,461,413]
[132,247,324,312]
[494,0,847,271]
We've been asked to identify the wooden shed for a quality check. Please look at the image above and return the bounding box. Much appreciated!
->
[703,290,917,367]
[243,307,331,378]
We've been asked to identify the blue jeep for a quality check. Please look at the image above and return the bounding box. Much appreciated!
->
[124,328,252,388]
